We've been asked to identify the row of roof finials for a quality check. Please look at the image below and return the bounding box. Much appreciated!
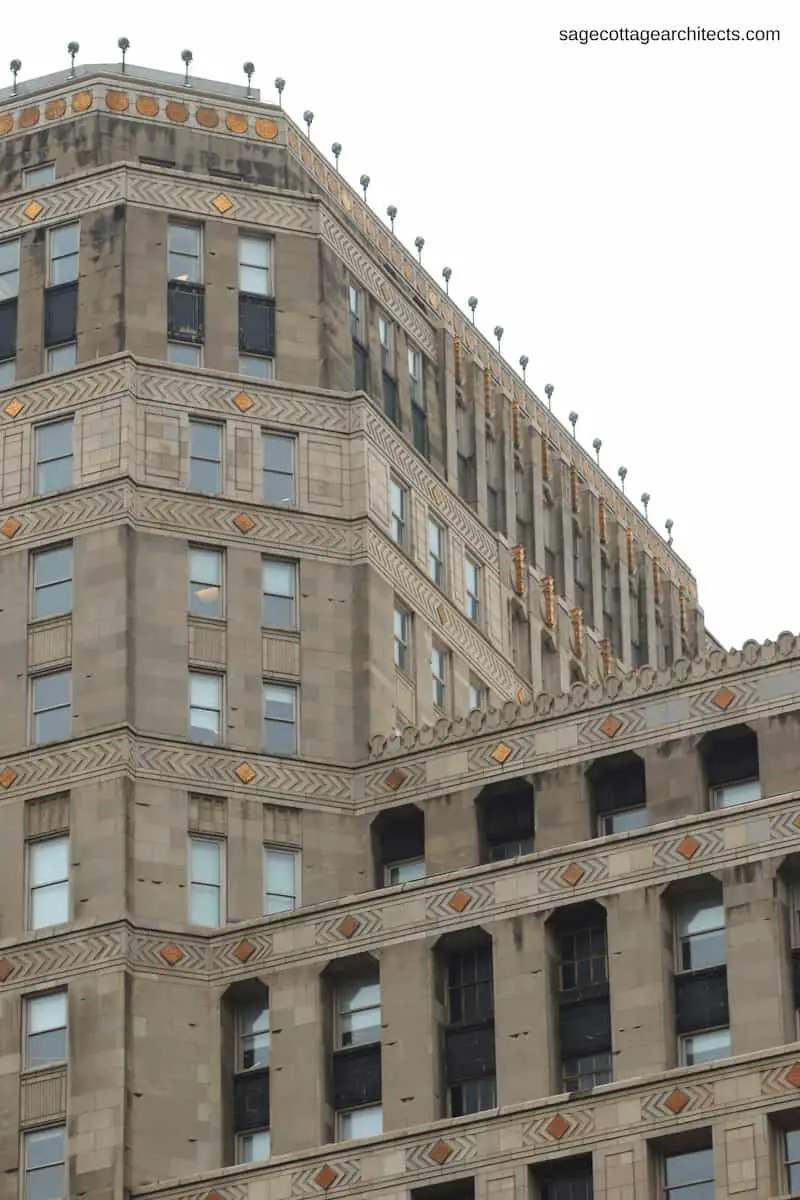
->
[0,75,689,576]
[368,632,800,759]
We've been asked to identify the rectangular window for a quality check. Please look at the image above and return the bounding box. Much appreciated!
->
[189,837,223,925]
[598,807,648,836]
[188,547,223,617]
[428,519,445,587]
[468,680,486,712]
[559,925,608,991]
[337,1105,382,1141]
[0,238,20,300]
[189,671,222,743]
[237,1001,270,1070]
[239,235,271,296]
[35,419,74,496]
[379,315,393,369]
[431,643,447,710]
[349,285,363,342]
[677,897,726,971]
[712,778,761,808]
[263,432,296,506]
[464,557,480,621]
[263,682,298,755]
[169,341,202,367]
[390,479,407,546]
[32,672,71,744]
[47,343,77,373]
[448,945,494,1025]
[561,1051,612,1093]
[785,1129,800,1192]
[168,222,202,283]
[384,858,425,885]
[25,991,68,1069]
[24,1126,66,1200]
[679,1027,730,1065]
[0,358,15,386]
[663,1147,714,1199]
[23,163,56,188]
[189,421,222,493]
[48,223,79,286]
[28,837,69,930]
[262,559,297,628]
[263,845,299,914]
[451,1077,496,1117]
[32,545,73,619]
[534,1157,594,1200]
[240,353,274,379]
[408,345,422,407]
[393,604,410,673]
[236,1130,271,1164]
[337,973,381,1048]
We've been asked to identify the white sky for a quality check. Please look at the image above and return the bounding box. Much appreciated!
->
[9,1,798,649]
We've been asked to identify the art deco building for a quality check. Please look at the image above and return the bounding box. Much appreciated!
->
[1,56,799,1200]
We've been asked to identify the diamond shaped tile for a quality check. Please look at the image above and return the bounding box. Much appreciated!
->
[664,1088,690,1114]
[713,686,735,710]
[429,1140,452,1164]
[159,943,184,966]
[207,1191,225,1200]
[315,1165,337,1190]
[676,834,700,860]
[793,813,800,831]
[235,762,256,784]
[1,517,21,538]
[232,391,254,412]
[233,513,255,534]
[562,863,585,887]
[212,193,233,214]
[0,767,16,789]
[490,742,513,765]
[3,398,22,418]
[787,1063,800,1089]
[338,915,360,939]
[546,1114,570,1140]
[447,888,472,913]
[385,767,407,791]
[600,715,623,738]
[233,940,255,963]
[0,958,14,983]
[24,199,44,221]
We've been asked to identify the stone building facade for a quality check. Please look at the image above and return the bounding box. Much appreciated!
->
[0,61,797,1200]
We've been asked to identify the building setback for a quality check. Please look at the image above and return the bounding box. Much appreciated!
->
[0,58,798,1200]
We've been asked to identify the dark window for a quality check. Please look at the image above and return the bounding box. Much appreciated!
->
[533,1155,594,1200]
[168,281,204,344]
[590,754,647,837]
[478,781,534,863]
[457,453,476,507]
[382,373,398,424]
[701,725,760,808]
[353,340,369,391]
[674,966,729,1035]
[233,1069,269,1132]
[374,806,425,887]
[559,925,608,993]
[448,945,493,1025]
[663,1146,714,1199]
[561,1049,612,1093]
[558,997,612,1059]
[412,1182,475,1200]
[44,282,78,348]
[239,293,275,357]
[412,403,429,458]
[450,1076,496,1116]
[677,896,725,972]
[0,297,17,361]
[332,1042,382,1110]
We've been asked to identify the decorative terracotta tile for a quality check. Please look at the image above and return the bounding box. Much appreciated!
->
[786,1063,800,1089]
[315,1165,337,1190]
[793,813,800,831]
[562,863,585,887]
[713,686,735,710]
[207,1191,225,1200]
[546,1114,570,1140]
[676,834,700,861]
[1,517,21,538]
[0,767,17,789]
[226,113,248,134]
[0,958,14,983]
[490,742,513,765]
[233,940,255,963]
[385,768,407,791]
[664,1088,690,1114]
[600,715,623,738]
[447,889,472,913]
[165,101,189,123]
[436,604,447,624]
[136,96,159,117]
[517,689,528,704]
[159,943,184,966]
[233,513,255,534]
[3,398,22,418]
[23,199,44,221]
[212,193,234,214]
[235,762,256,784]
[338,915,360,939]
[255,117,279,141]
[429,1140,452,1164]
[232,391,254,412]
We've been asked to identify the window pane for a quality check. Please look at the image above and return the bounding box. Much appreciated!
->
[340,978,380,1012]
[190,549,221,583]
[48,344,77,372]
[169,224,200,256]
[0,359,15,385]
[239,264,269,295]
[240,236,270,269]
[34,580,72,619]
[341,1106,382,1139]
[266,848,296,895]
[190,674,220,708]
[24,164,56,187]
[30,839,68,886]
[264,560,294,596]
[387,859,425,884]
[240,354,273,379]
[684,1027,730,1064]
[264,435,293,473]
[191,839,221,885]
[786,1128,800,1161]
[237,1130,270,1163]
[665,1148,714,1186]
[38,458,73,495]
[52,225,79,258]
[240,1003,269,1037]
[28,992,66,1034]
[265,720,296,755]
[605,807,648,834]
[28,1027,67,1068]
[680,900,723,937]
[37,422,72,462]
[169,341,202,366]
[190,423,221,460]
[714,778,761,807]
[35,548,72,589]
[31,882,69,929]
[26,1127,65,1172]
[190,882,220,925]
[264,684,294,721]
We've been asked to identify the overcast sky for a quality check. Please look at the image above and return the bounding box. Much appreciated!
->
[8,1,797,649]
